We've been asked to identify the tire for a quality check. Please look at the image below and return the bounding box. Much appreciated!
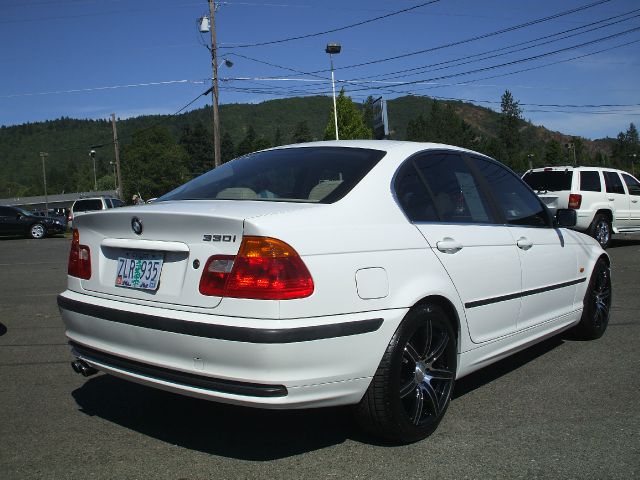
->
[29,223,46,239]
[355,304,456,444]
[589,214,611,249]
[574,258,612,340]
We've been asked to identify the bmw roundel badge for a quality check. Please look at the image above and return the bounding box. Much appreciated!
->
[131,217,143,235]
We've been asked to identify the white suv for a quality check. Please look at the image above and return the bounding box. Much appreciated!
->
[68,196,125,228]
[522,166,640,248]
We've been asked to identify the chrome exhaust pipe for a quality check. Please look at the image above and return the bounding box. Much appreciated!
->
[71,359,98,377]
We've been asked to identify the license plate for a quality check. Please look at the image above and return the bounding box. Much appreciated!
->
[115,252,163,291]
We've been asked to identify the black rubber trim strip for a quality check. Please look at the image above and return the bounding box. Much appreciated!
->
[58,295,383,344]
[69,341,287,397]
[465,278,586,309]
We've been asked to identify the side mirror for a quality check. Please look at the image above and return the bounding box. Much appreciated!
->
[555,209,576,228]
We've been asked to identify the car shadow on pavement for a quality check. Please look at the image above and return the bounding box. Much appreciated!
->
[609,238,640,248]
[0,323,7,336]
[71,334,570,457]
[72,377,357,459]
[453,335,564,399]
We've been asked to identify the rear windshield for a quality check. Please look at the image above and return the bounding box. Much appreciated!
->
[522,170,572,192]
[73,199,103,212]
[159,147,386,203]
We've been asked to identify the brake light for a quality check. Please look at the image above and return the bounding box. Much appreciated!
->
[199,236,314,300]
[68,229,91,279]
[568,193,582,209]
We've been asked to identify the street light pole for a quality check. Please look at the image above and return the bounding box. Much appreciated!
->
[326,43,341,141]
[40,152,48,211]
[527,153,535,170]
[89,149,97,191]
[630,153,637,176]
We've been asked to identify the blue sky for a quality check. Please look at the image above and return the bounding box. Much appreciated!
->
[1,0,639,139]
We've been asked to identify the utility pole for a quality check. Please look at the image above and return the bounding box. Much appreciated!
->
[209,0,221,168]
[111,113,123,199]
[40,152,49,211]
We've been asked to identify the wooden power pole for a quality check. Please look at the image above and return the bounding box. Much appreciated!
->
[40,152,49,211]
[111,113,123,200]
[209,0,221,168]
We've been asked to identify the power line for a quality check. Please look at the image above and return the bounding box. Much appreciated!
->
[302,0,613,74]
[218,0,441,49]
[295,26,640,96]
[0,79,205,99]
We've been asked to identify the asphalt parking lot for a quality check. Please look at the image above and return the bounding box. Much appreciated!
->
[0,235,638,479]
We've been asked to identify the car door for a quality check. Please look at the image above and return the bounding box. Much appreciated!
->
[0,207,21,235]
[603,171,630,229]
[469,155,580,331]
[394,151,521,344]
[621,173,640,229]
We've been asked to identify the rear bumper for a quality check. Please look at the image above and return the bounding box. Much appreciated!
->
[58,290,406,408]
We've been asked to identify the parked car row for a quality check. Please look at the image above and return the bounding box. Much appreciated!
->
[522,166,640,248]
[59,141,611,444]
[0,196,126,239]
[0,206,66,239]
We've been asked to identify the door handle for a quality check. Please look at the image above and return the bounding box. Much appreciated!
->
[436,238,463,254]
[608,197,615,201]
[632,199,638,203]
[516,237,533,250]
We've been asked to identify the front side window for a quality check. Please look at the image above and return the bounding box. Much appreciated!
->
[580,171,601,192]
[473,157,550,227]
[603,171,625,194]
[159,147,385,204]
[111,199,125,208]
[622,174,640,196]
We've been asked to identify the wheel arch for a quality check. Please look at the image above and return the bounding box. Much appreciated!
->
[594,208,613,223]
[412,295,462,353]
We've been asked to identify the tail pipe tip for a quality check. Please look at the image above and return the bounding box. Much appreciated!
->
[71,359,98,377]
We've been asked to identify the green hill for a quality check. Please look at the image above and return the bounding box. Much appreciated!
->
[0,94,627,199]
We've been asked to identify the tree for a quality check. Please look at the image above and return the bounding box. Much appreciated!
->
[291,120,312,143]
[273,127,283,146]
[179,121,213,175]
[362,95,375,132]
[221,131,235,164]
[121,126,189,201]
[544,139,564,165]
[499,90,523,169]
[323,88,372,140]
[236,126,257,157]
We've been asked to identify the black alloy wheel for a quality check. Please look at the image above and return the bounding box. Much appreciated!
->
[356,304,456,444]
[575,258,612,340]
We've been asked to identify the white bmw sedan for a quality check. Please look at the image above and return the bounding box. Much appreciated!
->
[58,141,611,443]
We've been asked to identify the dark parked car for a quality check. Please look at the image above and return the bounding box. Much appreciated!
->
[0,206,66,239]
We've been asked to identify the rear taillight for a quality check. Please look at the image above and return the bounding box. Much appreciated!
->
[568,193,582,209]
[199,236,314,300]
[68,228,91,279]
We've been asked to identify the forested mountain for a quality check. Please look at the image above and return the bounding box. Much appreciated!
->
[0,94,635,201]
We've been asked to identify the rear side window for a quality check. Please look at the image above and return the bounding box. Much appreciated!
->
[395,152,494,224]
[522,170,572,192]
[159,147,385,204]
[111,199,125,207]
[580,171,601,192]
[73,199,103,212]
[474,157,550,227]
[622,174,640,196]
[603,171,625,194]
